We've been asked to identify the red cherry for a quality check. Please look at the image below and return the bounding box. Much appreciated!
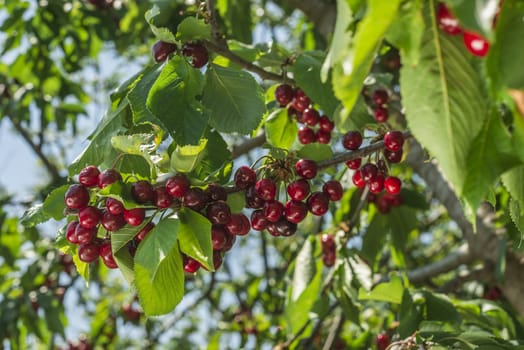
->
[98,169,121,189]
[295,159,318,179]
[284,200,308,224]
[287,179,310,201]
[211,225,228,250]
[376,333,390,350]
[135,222,155,241]
[263,200,284,223]
[463,31,490,57]
[352,170,366,188]
[106,198,124,215]
[384,149,403,163]
[383,131,404,152]
[234,166,257,189]
[302,107,320,126]
[369,173,385,194]
[131,181,154,204]
[275,84,294,106]
[361,163,378,182]
[99,242,118,269]
[374,107,389,123]
[222,231,237,251]
[437,3,462,35]
[255,178,277,201]
[274,218,298,237]
[245,185,265,209]
[345,158,362,170]
[322,251,336,267]
[206,200,232,225]
[342,131,363,150]
[205,183,227,201]
[212,250,223,270]
[226,213,250,236]
[123,208,146,226]
[154,187,173,209]
[307,192,329,216]
[298,126,316,144]
[75,224,97,245]
[78,243,100,263]
[183,255,201,273]
[101,210,126,232]
[321,234,335,250]
[65,221,79,244]
[182,43,209,68]
[64,184,90,210]
[372,89,388,106]
[291,89,310,112]
[78,206,101,229]
[384,176,402,195]
[166,174,190,198]
[318,115,334,132]
[315,129,331,144]
[251,210,269,231]
[183,188,209,211]
[322,180,343,201]
[78,165,100,187]
[152,40,177,63]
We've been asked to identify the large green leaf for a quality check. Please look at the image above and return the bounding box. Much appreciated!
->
[216,0,253,43]
[177,208,213,271]
[145,5,177,43]
[127,65,163,124]
[170,139,208,173]
[486,0,524,89]
[291,52,339,117]
[358,275,404,304]
[265,109,297,150]
[134,217,184,316]
[202,64,265,134]
[189,129,232,183]
[503,166,524,216]
[324,0,402,114]
[21,185,69,227]
[176,17,211,42]
[146,56,208,146]
[400,1,487,196]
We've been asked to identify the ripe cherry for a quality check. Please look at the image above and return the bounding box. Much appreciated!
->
[182,43,209,68]
[211,225,228,250]
[369,173,385,194]
[376,195,392,214]
[183,188,209,211]
[234,166,257,189]
[295,159,318,179]
[98,169,121,189]
[376,333,390,350]
[307,192,330,216]
[136,222,155,241]
[287,179,310,201]
[78,165,100,187]
[212,250,223,270]
[245,185,265,209]
[183,255,201,273]
[352,170,366,188]
[273,218,297,237]
[345,158,362,170]
[321,233,335,250]
[226,213,250,236]
[302,107,319,126]
[255,178,277,201]
[65,184,90,210]
[124,208,146,226]
[298,126,315,144]
[374,107,389,123]
[78,206,101,229]
[99,242,118,269]
[322,180,343,201]
[384,176,402,195]
[166,174,190,198]
[361,163,378,182]
[275,84,294,106]
[205,183,227,201]
[222,231,236,251]
[372,89,389,106]
[342,131,363,150]
[318,115,334,132]
[384,149,403,163]
[322,251,336,267]
[315,129,331,144]
[101,210,126,232]
[154,187,173,209]
[206,200,232,225]
[383,131,404,152]
[78,243,100,263]
[463,31,490,57]
[65,221,79,244]
[291,89,310,112]
[251,210,269,231]
[75,225,97,245]
[263,200,284,223]
[152,40,177,63]
[284,200,308,224]
[131,180,154,204]
[106,197,124,215]
[437,3,462,35]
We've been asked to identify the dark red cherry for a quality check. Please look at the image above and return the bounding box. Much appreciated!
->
[263,200,284,223]
[98,169,121,189]
[361,163,378,182]
[275,84,294,106]
[136,222,155,241]
[384,176,402,195]
[78,165,100,187]
[245,185,265,209]
[437,3,462,35]
[101,210,126,232]
[302,107,319,126]
[99,242,118,269]
[255,178,277,201]
[154,187,173,209]
[345,158,362,170]
[183,255,201,273]
[182,43,209,68]
[322,180,343,201]
[211,225,228,250]
[321,233,335,250]
[64,184,90,210]
[342,131,363,150]
[307,192,329,216]
[384,149,403,163]
[287,179,310,201]
[369,173,385,194]
[226,213,250,236]
[373,107,389,123]
[131,181,154,204]
[166,174,190,198]
[123,208,146,226]
[273,217,297,237]
[316,129,331,144]
[376,333,391,350]
[75,225,97,245]
[284,200,308,224]
[206,200,232,225]
[322,251,336,267]
[352,170,366,188]
[383,131,404,152]
[78,206,101,229]
[205,183,227,201]
[372,89,388,106]
[222,231,236,251]
[318,115,334,132]
[78,243,100,263]
[234,166,257,189]
[291,89,310,112]
[152,40,177,63]
[65,221,79,244]
[295,159,317,179]
[251,210,269,231]
[183,188,209,211]
[298,127,316,144]
[106,198,124,215]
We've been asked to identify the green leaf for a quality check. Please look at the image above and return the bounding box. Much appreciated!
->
[265,109,298,150]
[111,134,157,155]
[325,0,403,114]
[69,101,130,175]
[226,191,246,213]
[334,96,374,133]
[145,5,177,43]
[177,208,213,271]
[503,166,524,214]
[170,138,208,173]
[398,291,423,338]
[176,17,211,42]
[202,64,265,134]
[190,130,232,183]
[20,204,48,228]
[423,291,461,324]
[400,1,488,196]
[216,0,253,43]
[446,0,498,39]
[361,213,387,266]
[135,244,184,316]
[385,0,424,65]
[463,110,523,212]
[358,275,404,304]
[297,144,334,162]
[42,185,69,220]
[128,65,164,124]
[291,52,339,117]
[486,1,524,89]
[113,248,135,285]
[111,220,152,253]
[146,56,208,146]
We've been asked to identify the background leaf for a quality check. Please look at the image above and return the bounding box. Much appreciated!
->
[177,208,213,271]
[265,109,297,150]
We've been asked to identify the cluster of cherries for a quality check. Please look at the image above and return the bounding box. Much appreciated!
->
[437,2,491,57]
[152,40,209,68]
[274,84,335,145]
